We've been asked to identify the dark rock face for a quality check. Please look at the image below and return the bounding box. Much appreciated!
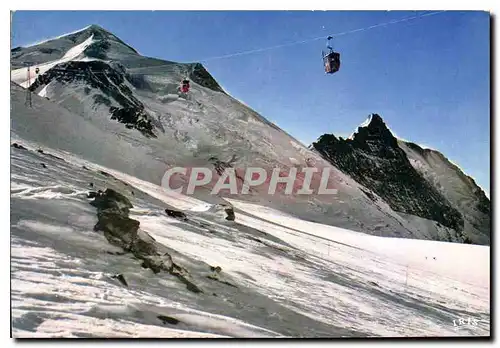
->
[189,63,225,94]
[312,114,464,232]
[89,189,202,293]
[85,40,111,60]
[28,60,156,138]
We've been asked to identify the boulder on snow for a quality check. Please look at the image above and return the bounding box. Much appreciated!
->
[90,188,133,215]
[224,206,235,221]
[111,273,128,287]
[205,203,236,221]
[99,170,113,178]
[95,213,140,250]
[89,188,202,293]
[11,143,27,150]
[36,149,66,162]
[216,204,235,221]
[140,255,173,274]
[210,266,222,273]
[165,209,188,221]
[157,315,180,325]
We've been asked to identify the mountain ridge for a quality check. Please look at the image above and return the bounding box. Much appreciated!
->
[312,113,490,244]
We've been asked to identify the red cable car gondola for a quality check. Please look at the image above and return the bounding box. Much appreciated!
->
[180,79,190,94]
[322,36,340,74]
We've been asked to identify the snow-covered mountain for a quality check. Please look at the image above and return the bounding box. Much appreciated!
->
[312,114,490,245]
[10,25,491,337]
[11,25,490,244]
[10,24,427,240]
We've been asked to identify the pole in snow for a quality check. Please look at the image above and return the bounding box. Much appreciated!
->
[25,66,32,108]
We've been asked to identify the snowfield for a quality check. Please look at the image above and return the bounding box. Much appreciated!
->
[10,141,490,337]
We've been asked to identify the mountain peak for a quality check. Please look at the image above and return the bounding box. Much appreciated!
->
[358,113,389,132]
[87,24,108,31]
[349,113,397,148]
[349,114,390,138]
[13,23,139,57]
[365,113,385,128]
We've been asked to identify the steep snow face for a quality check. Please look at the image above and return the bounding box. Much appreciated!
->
[10,143,490,337]
[399,141,490,245]
[37,85,49,98]
[10,26,442,240]
[11,34,96,88]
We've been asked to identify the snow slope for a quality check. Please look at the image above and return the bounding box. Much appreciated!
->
[10,141,490,337]
[399,140,490,244]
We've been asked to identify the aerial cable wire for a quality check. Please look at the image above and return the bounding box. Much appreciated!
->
[14,10,448,77]
[192,10,448,62]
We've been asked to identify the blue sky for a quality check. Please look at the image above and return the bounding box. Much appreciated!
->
[11,11,490,194]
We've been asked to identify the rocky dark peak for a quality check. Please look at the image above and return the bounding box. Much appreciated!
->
[312,114,464,236]
[350,114,399,150]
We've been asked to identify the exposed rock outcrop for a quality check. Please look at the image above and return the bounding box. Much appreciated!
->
[89,188,202,293]
[312,114,464,233]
